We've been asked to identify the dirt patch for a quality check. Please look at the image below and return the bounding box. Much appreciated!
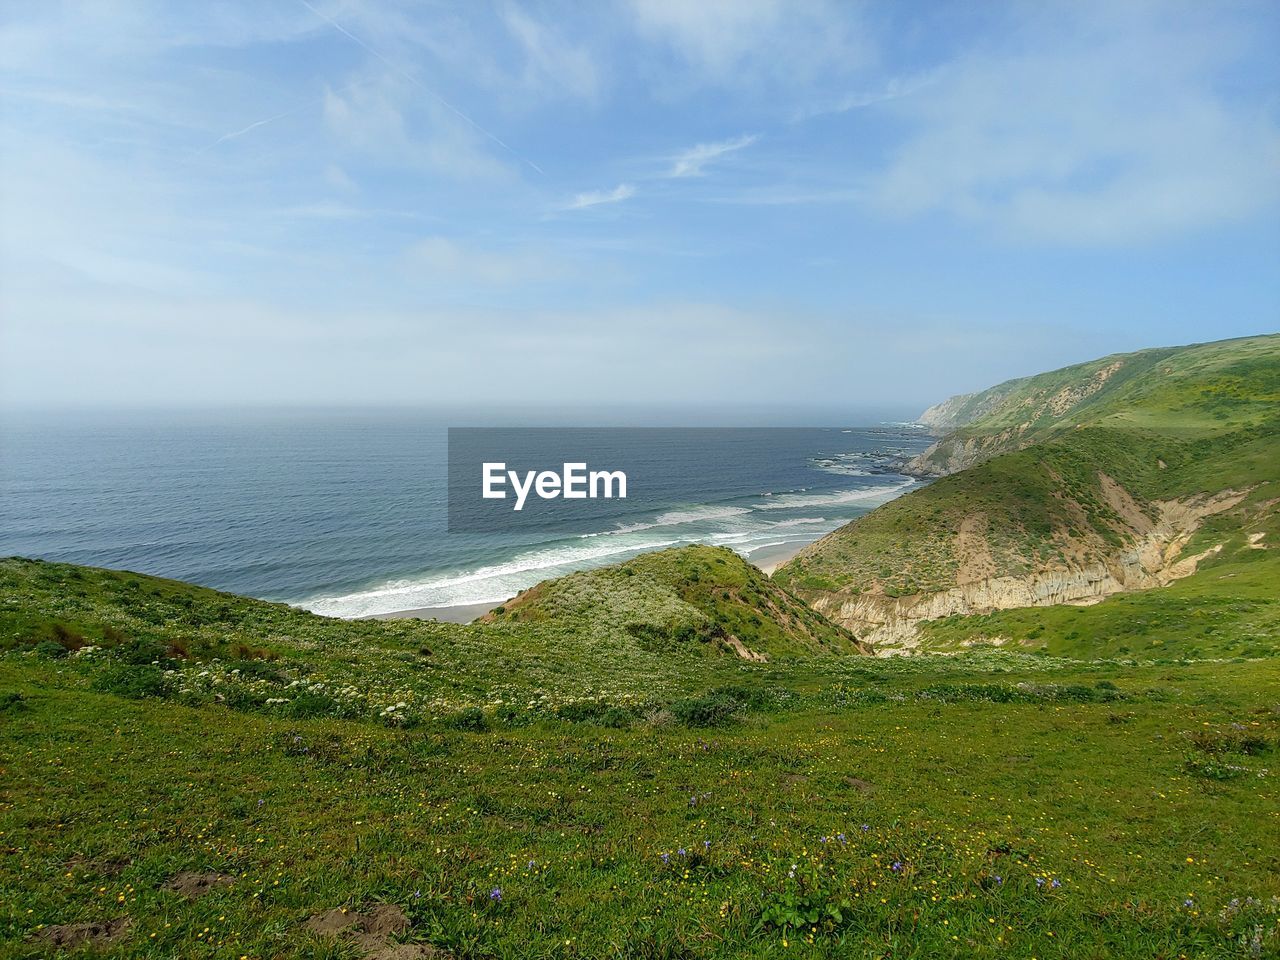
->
[1098,472,1154,535]
[721,634,767,662]
[164,871,234,899]
[843,776,874,793]
[304,903,420,954]
[365,946,453,960]
[65,854,130,877]
[955,513,996,585]
[33,917,131,949]
[1248,532,1266,549]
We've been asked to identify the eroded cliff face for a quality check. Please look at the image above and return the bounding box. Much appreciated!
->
[908,359,1130,478]
[806,486,1245,652]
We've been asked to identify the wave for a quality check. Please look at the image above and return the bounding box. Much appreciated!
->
[580,504,752,537]
[303,536,681,617]
[752,478,916,510]
[303,481,915,619]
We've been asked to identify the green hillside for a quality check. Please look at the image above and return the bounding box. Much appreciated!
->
[3,552,1279,958]
[776,334,1280,651]
[485,544,867,658]
[908,333,1279,476]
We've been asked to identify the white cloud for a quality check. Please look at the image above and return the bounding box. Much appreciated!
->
[867,6,1280,244]
[669,134,759,178]
[322,75,511,180]
[500,4,601,102]
[627,0,871,91]
[564,183,636,210]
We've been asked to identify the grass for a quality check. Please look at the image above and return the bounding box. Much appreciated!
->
[4,651,1279,958]
[2,551,1279,957]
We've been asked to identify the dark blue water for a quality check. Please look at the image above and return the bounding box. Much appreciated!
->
[0,410,931,617]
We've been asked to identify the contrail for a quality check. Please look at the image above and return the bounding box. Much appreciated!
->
[198,110,295,152]
[296,0,544,174]
[194,75,377,154]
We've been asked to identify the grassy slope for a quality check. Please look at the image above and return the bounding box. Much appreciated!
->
[910,333,1280,474]
[3,600,1279,958]
[0,549,857,728]
[485,544,867,658]
[775,335,1280,653]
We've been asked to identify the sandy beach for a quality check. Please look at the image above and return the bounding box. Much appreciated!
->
[372,538,816,624]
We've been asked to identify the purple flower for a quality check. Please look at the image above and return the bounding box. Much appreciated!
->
[836,833,847,843]
[703,840,711,851]
[1184,898,1195,908]
[860,824,870,832]
[678,847,687,857]
[994,875,1003,885]
[527,860,536,870]
[489,887,502,902]
[891,861,903,872]
[1051,879,1061,889]
[1036,877,1046,888]
[660,853,670,864]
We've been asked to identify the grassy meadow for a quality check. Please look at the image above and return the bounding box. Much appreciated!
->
[2,549,1278,958]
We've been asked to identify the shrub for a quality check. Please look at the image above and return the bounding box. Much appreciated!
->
[671,690,744,727]
[446,707,489,731]
[31,639,68,659]
[92,664,166,699]
[114,637,167,665]
[279,691,340,719]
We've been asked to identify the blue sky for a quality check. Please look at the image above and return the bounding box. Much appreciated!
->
[1,0,1277,412]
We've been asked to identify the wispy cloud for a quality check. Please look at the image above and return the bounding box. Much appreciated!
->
[668,133,759,178]
[794,71,940,121]
[296,0,544,175]
[564,183,636,210]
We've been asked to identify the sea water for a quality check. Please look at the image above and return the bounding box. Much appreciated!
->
[0,409,932,618]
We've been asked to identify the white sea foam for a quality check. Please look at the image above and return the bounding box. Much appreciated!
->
[581,504,752,537]
[752,478,916,510]
[304,483,913,618]
[303,536,680,617]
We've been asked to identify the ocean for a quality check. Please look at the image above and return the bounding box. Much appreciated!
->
[0,410,932,618]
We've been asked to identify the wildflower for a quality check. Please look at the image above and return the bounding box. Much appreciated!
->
[994,875,1003,885]
[860,824,870,832]
[660,853,670,864]
[703,840,711,851]
[891,862,903,872]
[489,887,502,902]
[1036,877,1046,888]
[1051,879,1061,889]
[677,848,687,857]
[837,833,847,843]
[527,860,536,870]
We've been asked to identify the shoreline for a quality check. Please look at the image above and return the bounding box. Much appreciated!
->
[369,537,815,625]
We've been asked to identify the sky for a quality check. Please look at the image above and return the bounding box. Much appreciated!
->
[1,0,1278,414]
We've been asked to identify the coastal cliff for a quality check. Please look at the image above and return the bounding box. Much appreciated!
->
[778,334,1280,652]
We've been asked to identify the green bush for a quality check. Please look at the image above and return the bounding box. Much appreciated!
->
[446,707,489,731]
[91,664,166,699]
[31,639,68,659]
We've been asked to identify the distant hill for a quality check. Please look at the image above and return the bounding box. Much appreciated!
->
[484,544,866,659]
[776,334,1280,651]
[908,334,1278,476]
